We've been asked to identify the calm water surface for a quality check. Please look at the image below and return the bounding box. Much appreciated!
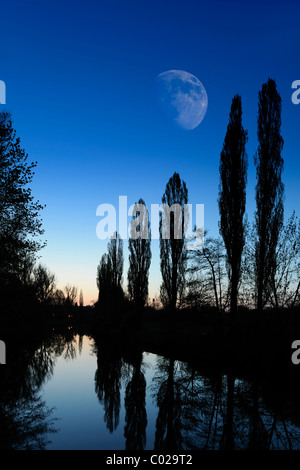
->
[42,334,157,450]
[2,330,300,450]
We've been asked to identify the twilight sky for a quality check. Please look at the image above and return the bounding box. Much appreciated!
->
[1,0,300,304]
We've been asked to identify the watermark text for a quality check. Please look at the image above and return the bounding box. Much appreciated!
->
[291,80,300,105]
[0,80,6,104]
[96,196,204,250]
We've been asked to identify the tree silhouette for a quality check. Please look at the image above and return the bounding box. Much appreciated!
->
[187,232,228,318]
[160,172,188,313]
[33,264,56,304]
[254,78,284,311]
[218,95,248,323]
[64,284,78,306]
[108,231,123,290]
[0,112,45,299]
[79,289,84,308]
[128,198,151,317]
[97,253,113,311]
[268,212,300,309]
[96,231,124,325]
[51,289,65,308]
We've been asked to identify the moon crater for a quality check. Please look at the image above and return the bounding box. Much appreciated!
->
[156,70,208,130]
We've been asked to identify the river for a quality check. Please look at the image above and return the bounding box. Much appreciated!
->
[1,329,300,450]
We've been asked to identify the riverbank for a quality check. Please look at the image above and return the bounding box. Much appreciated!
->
[90,306,300,383]
[2,302,300,383]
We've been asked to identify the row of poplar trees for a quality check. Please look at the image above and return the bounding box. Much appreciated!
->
[219,78,284,324]
[96,78,287,328]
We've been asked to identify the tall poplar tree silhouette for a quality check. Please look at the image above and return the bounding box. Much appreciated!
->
[254,78,284,311]
[96,231,124,324]
[218,95,248,323]
[108,231,123,290]
[127,198,151,315]
[160,172,188,313]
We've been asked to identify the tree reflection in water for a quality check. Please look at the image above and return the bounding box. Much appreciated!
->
[0,332,58,450]
[94,345,123,433]
[124,350,147,450]
[152,357,183,450]
[151,356,300,450]
[0,328,86,450]
[0,391,56,450]
[2,328,300,450]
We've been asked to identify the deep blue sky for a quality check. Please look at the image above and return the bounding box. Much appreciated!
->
[1,0,300,304]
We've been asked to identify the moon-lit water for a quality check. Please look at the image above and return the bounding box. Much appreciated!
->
[156,70,208,130]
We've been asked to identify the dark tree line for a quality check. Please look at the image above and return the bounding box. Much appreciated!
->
[96,198,153,327]
[95,174,191,328]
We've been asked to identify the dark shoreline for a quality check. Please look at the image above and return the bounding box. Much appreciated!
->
[89,307,300,384]
[2,304,300,384]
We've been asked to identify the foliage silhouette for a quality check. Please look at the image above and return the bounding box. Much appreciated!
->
[254,78,284,311]
[96,231,124,326]
[160,172,188,313]
[186,232,228,319]
[128,198,151,321]
[218,95,248,324]
[0,111,45,307]
[33,264,56,305]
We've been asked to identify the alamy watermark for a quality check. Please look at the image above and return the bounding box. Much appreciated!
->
[96,196,204,250]
[0,340,6,365]
[291,80,300,105]
[0,80,6,104]
[291,340,300,365]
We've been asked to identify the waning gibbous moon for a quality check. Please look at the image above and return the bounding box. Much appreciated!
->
[155,70,208,130]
